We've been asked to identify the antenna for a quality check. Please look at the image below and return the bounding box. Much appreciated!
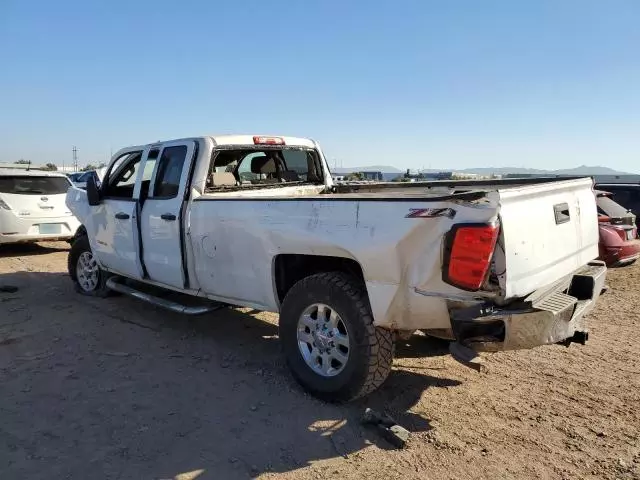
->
[72,146,78,172]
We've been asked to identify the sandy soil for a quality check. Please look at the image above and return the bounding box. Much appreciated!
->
[0,242,638,480]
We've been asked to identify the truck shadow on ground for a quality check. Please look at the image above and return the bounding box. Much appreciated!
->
[0,242,69,259]
[0,270,462,480]
[395,334,451,359]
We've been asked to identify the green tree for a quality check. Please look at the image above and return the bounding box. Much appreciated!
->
[42,163,58,171]
[82,164,98,172]
[16,159,30,164]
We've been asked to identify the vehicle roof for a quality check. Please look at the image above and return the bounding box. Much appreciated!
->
[132,134,317,151]
[0,168,69,178]
[209,135,316,148]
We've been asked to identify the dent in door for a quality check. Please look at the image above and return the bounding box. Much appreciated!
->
[192,223,274,306]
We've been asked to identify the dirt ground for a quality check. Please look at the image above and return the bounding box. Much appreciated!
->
[0,242,638,480]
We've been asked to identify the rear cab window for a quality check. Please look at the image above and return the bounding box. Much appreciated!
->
[207,147,324,191]
[0,175,71,195]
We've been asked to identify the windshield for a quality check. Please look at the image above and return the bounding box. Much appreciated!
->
[211,147,323,187]
[0,176,71,195]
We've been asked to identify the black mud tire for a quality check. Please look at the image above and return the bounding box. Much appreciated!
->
[279,272,395,402]
[67,235,112,298]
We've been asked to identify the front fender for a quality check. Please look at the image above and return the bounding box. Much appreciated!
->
[65,186,91,225]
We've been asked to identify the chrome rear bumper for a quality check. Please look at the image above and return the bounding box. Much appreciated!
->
[450,261,607,351]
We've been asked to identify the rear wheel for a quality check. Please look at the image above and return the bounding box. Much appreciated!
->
[279,272,395,402]
[68,235,112,297]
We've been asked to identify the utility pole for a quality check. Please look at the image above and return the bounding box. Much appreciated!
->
[72,146,78,172]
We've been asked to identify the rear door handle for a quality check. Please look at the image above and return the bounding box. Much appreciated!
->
[115,212,130,220]
[160,213,177,221]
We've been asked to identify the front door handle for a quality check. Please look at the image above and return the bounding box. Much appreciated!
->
[115,212,130,220]
[160,213,177,221]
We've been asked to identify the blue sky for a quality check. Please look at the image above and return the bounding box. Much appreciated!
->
[1,0,639,172]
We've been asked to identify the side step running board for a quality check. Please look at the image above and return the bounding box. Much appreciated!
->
[106,277,225,315]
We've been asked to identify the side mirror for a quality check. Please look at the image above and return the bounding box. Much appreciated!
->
[86,175,101,206]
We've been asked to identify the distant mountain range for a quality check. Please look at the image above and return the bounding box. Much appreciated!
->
[457,165,634,176]
[330,165,633,176]
[331,166,404,174]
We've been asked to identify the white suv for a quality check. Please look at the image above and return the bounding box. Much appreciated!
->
[0,169,81,245]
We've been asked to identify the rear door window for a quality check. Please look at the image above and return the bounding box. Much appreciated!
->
[0,176,71,195]
[152,146,188,198]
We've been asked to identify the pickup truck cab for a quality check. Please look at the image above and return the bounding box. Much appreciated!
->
[66,135,607,401]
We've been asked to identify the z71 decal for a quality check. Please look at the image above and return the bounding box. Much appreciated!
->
[405,208,457,219]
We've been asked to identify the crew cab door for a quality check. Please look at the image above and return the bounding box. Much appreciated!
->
[140,141,197,289]
[88,150,145,279]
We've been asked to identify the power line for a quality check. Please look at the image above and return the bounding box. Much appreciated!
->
[72,146,78,172]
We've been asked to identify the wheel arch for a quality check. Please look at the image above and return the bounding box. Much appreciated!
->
[70,224,87,244]
[273,254,366,306]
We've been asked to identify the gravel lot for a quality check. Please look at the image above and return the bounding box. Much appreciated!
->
[1,242,639,480]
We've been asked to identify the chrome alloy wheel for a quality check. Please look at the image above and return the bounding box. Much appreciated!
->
[76,251,99,292]
[297,303,350,377]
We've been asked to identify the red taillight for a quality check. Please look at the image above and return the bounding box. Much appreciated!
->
[253,136,285,145]
[445,224,499,291]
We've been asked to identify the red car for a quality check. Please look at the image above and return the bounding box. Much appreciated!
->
[596,190,640,267]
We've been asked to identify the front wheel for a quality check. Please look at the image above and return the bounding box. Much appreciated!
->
[67,235,112,297]
[279,272,395,402]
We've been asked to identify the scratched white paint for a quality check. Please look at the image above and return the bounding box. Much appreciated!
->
[67,135,601,331]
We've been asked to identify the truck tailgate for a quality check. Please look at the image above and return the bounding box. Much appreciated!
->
[497,177,599,299]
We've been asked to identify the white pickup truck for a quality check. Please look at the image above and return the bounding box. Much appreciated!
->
[66,134,607,402]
